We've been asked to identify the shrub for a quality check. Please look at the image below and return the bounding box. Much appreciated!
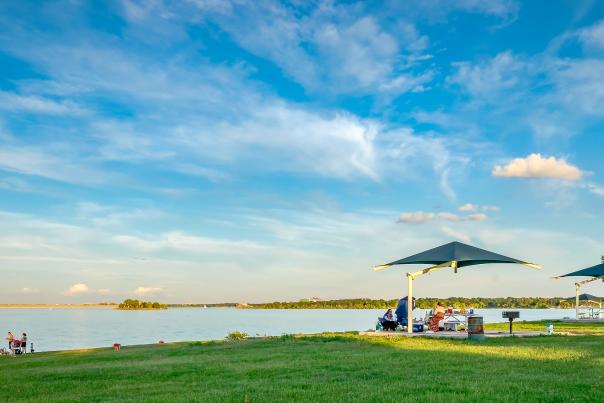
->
[225,331,248,342]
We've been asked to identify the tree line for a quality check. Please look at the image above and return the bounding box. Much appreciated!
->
[237,297,585,309]
[117,299,168,310]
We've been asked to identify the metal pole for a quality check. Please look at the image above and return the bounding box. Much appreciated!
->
[407,273,413,334]
[575,283,580,320]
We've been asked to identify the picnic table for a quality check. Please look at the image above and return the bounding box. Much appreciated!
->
[425,310,476,331]
[442,313,478,331]
[578,307,602,319]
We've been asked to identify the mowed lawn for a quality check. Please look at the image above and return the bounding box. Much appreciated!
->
[1,322,602,402]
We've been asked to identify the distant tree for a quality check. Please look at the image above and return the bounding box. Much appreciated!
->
[117,299,167,310]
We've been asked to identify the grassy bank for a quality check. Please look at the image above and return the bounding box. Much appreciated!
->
[1,322,602,402]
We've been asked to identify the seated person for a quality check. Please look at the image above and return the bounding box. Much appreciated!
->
[395,296,416,326]
[12,339,22,354]
[429,302,446,332]
[381,308,397,331]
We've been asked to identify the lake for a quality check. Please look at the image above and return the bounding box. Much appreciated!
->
[1,308,575,352]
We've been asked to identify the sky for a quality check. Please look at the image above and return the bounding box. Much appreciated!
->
[0,0,603,303]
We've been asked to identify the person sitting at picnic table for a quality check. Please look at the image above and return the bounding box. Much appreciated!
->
[382,308,397,331]
[429,302,446,332]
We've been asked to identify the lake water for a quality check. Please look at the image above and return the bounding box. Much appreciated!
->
[1,308,575,352]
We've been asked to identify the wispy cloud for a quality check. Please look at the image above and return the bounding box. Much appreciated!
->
[0,91,86,115]
[0,144,109,185]
[586,183,604,197]
[185,1,433,95]
[449,52,529,101]
[578,19,604,50]
[391,0,519,23]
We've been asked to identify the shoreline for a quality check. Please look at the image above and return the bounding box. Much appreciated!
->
[0,304,117,309]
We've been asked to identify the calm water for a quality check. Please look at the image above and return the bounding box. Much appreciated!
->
[1,308,575,352]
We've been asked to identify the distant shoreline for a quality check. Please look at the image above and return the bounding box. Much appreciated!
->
[0,296,590,310]
[0,304,117,309]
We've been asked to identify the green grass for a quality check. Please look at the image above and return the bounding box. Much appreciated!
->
[485,320,604,335]
[1,322,603,402]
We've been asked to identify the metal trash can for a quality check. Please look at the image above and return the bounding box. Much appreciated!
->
[467,315,485,340]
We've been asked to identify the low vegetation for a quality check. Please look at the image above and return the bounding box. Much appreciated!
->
[0,322,602,402]
[225,331,248,342]
[117,299,168,310]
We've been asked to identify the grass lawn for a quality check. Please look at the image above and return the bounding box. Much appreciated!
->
[1,322,602,402]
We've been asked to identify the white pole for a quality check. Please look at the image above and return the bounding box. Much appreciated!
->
[407,273,413,334]
[575,283,580,320]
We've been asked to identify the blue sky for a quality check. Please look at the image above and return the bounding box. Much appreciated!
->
[1,0,603,303]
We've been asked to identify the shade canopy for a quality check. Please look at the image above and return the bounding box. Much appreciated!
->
[557,263,604,278]
[373,241,540,334]
[375,241,540,270]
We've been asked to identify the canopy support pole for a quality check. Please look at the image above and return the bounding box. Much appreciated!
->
[406,274,413,334]
[406,261,457,334]
[575,283,580,319]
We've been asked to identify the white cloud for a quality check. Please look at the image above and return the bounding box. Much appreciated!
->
[65,283,89,295]
[398,211,489,224]
[0,91,85,115]
[578,20,604,50]
[134,286,162,296]
[0,8,470,194]
[449,52,529,100]
[200,105,380,180]
[445,39,604,143]
[379,128,476,200]
[190,1,433,95]
[587,184,604,197]
[398,211,435,224]
[493,154,583,181]
[458,203,476,212]
[387,0,519,25]
[0,145,108,185]
[459,203,499,213]
[466,213,488,222]
[0,177,33,192]
[113,232,269,255]
[436,212,461,221]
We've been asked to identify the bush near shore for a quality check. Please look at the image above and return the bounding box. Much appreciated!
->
[117,299,167,310]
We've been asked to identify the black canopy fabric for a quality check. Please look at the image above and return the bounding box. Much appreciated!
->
[558,263,604,278]
[378,241,539,269]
